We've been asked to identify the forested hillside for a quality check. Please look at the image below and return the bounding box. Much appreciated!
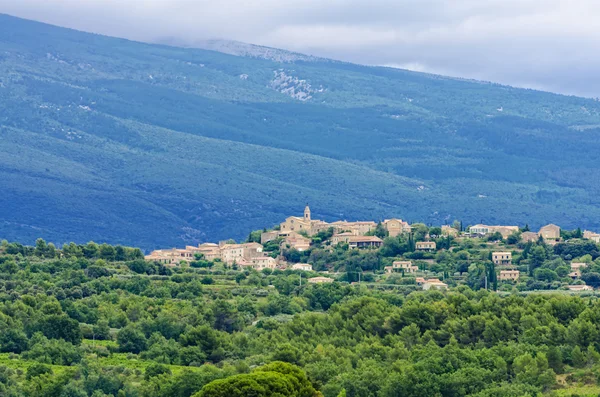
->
[2,239,600,396]
[3,14,600,248]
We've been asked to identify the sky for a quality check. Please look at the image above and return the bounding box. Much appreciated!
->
[1,0,599,97]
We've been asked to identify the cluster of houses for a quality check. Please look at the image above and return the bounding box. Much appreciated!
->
[144,206,600,292]
[145,241,284,271]
[468,223,562,243]
[145,206,414,272]
[384,261,447,289]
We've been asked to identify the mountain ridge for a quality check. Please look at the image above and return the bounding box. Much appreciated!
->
[2,13,600,249]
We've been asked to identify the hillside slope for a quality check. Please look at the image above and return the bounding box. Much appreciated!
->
[2,14,600,249]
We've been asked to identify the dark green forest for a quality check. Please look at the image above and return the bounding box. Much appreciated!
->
[3,14,600,249]
[1,239,600,396]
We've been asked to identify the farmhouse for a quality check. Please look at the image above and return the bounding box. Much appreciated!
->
[385,260,418,274]
[422,279,448,290]
[347,235,383,249]
[292,263,312,271]
[492,252,512,266]
[498,270,520,281]
[416,241,436,251]
[308,276,334,284]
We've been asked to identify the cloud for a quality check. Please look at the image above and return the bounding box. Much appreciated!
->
[1,0,599,97]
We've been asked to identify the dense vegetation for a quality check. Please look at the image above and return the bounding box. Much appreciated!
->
[2,238,600,396]
[3,14,600,248]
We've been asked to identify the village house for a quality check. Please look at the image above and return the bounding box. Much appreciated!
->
[308,276,334,284]
[330,220,377,236]
[185,243,221,261]
[492,252,512,266]
[383,219,412,237]
[220,242,264,264]
[280,232,311,252]
[292,263,312,271]
[441,225,459,237]
[584,230,600,243]
[469,225,519,239]
[331,232,355,245]
[569,271,581,279]
[568,284,593,292]
[422,279,448,290]
[539,224,561,242]
[145,248,194,265]
[385,260,418,274]
[260,230,282,244]
[348,235,383,249]
[571,262,588,272]
[498,270,520,281]
[280,206,330,236]
[520,231,539,243]
[415,241,436,251]
[238,256,277,271]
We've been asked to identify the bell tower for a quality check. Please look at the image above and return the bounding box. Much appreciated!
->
[304,205,311,222]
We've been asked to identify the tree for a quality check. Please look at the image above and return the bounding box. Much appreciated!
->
[534,268,558,282]
[26,364,53,382]
[117,326,147,354]
[547,346,563,374]
[196,362,322,397]
[529,246,547,276]
[572,345,585,368]
[145,363,172,381]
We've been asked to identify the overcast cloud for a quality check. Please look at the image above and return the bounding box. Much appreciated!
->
[1,0,599,97]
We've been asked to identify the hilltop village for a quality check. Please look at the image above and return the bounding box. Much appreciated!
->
[146,206,600,292]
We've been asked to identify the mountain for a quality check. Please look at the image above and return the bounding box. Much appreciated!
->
[157,37,327,63]
[2,14,600,250]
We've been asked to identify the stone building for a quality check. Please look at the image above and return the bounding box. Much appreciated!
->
[280,206,330,236]
[492,252,512,266]
[539,224,561,242]
[383,219,412,237]
[498,270,519,281]
[416,241,436,251]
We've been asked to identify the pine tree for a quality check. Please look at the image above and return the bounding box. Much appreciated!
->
[572,345,586,368]
[547,346,564,374]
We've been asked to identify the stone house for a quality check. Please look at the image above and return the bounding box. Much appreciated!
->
[292,263,312,271]
[220,242,264,264]
[469,225,519,239]
[383,219,412,237]
[498,270,519,281]
[260,230,282,244]
[385,260,418,274]
[568,285,593,291]
[492,252,512,266]
[422,279,448,290]
[571,262,588,272]
[308,276,334,284]
[330,221,377,236]
[521,232,539,243]
[539,224,561,241]
[280,232,311,252]
[348,235,383,249]
[441,225,459,237]
[416,241,436,251]
[584,230,600,243]
[331,232,355,245]
[238,256,277,271]
[145,248,194,265]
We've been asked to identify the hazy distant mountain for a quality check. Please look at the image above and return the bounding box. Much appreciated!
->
[157,37,328,63]
[2,13,600,249]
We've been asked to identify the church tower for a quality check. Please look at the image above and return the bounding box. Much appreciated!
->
[304,205,311,222]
